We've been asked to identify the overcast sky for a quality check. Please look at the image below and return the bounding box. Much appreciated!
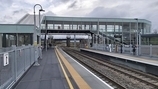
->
[0,0,158,32]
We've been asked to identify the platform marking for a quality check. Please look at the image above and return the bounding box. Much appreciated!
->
[60,48,114,89]
[55,50,74,89]
[56,48,91,89]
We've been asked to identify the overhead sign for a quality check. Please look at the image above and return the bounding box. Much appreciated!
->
[3,53,9,66]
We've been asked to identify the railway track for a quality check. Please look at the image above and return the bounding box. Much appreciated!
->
[62,47,158,89]
[62,48,126,89]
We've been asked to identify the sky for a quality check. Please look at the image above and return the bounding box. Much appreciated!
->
[0,0,158,32]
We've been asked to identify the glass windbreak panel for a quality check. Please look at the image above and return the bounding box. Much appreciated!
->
[18,34,24,46]
[115,25,119,32]
[84,24,89,30]
[138,23,143,33]
[100,25,105,32]
[123,32,130,44]
[141,23,145,34]
[73,24,77,30]
[142,37,146,45]
[144,24,147,34]
[81,25,84,30]
[107,25,114,32]
[119,25,123,32]
[78,25,82,30]
[70,24,73,30]
[115,22,122,33]
[149,25,151,33]
[92,25,97,31]
[18,34,32,46]
[82,22,91,30]
[64,24,69,30]
[145,24,150,33]
[123,23,130,32]
[41,24,45,29]
[131,33,137,44]
[6,34,16,47]
[48,24,53,29]
[54,24,62,30]
[131,23,136,32]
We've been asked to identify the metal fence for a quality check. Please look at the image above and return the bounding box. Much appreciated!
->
[0,45,36,89]
[91,44,158,57]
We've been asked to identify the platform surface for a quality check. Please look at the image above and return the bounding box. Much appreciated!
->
[14,49,69,89]
[81,48,158,66]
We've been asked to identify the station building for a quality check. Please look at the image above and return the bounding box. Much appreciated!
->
[40,15,151,45]
[0,14,152,48]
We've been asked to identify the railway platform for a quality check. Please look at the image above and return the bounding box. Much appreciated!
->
[14,49,69,89]
[80,48,158,76]
[13,47,112,89]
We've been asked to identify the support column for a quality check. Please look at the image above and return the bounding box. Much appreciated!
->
[98,35,100,44]
[103,37,105,50]
[2,33,6,47]
[67,36,70,47]
[33,27,39,66]
[94,34,97,49]
[139,33,141,55]
[149,38,151,45]
[44,22,48,50]
[0,34,2,48]
[53,23,55,29]
[91,33,93,47]
[8,35,10,47]
[62,22,64,30]
[79,39,81,48]
[97,20,99,44]
[16,33,18,46]
[93,34,94,47]
[88,34,90,48]
[74,34,76,48]
[130,22,132,53]
[95,34,97,44]
[121,36,123,53]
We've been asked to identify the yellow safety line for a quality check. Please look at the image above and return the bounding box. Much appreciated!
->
[55,50,74,89]
[56,47,91,89]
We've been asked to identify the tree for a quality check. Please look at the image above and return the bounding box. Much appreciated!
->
[153,29,158,34]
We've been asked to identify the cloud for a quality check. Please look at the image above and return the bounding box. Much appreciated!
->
[0,0,13,6]
[0,0,158,31]
[13,9,28,15]
[86,6,129,18]
[68,0,77,8]
[85,0,158,30]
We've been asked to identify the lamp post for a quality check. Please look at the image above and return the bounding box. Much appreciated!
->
[39,9,45,46]
[39,9,45,60]
[139,31,141,55]
[135,18,139,56]
[33,4,45,66]
[43,14,47,51]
